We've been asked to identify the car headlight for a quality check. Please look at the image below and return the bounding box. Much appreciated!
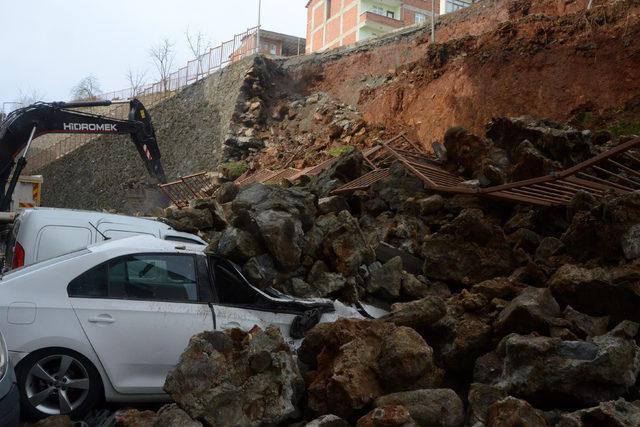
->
[0,333,7,380]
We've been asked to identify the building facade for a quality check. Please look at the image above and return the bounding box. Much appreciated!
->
[306,0,438,53]
[233,29,306,62]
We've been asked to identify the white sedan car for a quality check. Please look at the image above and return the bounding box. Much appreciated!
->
[0,236,381,419]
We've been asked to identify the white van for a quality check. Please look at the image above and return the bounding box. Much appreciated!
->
[4,208,206,270]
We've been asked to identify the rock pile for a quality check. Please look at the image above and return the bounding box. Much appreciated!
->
[115,116,640,426]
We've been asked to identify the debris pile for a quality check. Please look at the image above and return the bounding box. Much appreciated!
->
[93,114,639,426]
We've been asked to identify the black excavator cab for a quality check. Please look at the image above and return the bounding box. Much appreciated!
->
[0,98,166,211]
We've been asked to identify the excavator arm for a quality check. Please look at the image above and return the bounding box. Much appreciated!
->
[0,98,166,211]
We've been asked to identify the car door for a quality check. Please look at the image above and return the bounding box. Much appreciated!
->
[68,253,214,395]
[208,258,300,346]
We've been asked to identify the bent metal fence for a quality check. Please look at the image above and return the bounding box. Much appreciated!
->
[331,133,640,207]
[23,27,261,174]
[159,172,217,208]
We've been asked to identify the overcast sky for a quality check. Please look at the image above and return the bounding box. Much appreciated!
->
[0,0,307,107]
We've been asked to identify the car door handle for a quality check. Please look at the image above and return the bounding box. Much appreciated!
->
[88,315,115,324]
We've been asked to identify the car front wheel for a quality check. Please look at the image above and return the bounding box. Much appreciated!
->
[16,348,102,420]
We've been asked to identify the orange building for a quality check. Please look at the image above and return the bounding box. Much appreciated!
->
[232,29,306,62]
[306,0,438,53]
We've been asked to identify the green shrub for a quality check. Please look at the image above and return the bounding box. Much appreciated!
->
[603,121,640,140]
[220,162,248,180]
[327,145,355,157]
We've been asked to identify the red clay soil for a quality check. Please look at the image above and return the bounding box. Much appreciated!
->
[284,0,639,150]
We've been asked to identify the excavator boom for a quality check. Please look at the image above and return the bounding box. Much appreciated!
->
[0,98,166,211]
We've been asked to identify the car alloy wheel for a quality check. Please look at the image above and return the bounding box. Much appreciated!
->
[24,354,91,416]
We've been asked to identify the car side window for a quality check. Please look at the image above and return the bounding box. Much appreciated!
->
[109,255,198,302]
[68,254,198,303]
[212,261,263,306]
[68,263,108,298]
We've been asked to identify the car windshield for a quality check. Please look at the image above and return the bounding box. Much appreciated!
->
[1,248,91,280]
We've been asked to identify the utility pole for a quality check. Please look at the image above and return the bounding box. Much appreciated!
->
[256,0,262,54]
[431,0,436,43]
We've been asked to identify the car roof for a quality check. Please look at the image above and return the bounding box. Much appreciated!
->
[87,235,206,255]
[18,208,171,229]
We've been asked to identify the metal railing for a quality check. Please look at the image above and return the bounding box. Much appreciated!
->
[159,172,217,208]
[20,27,261,173]
[96,26,260,101]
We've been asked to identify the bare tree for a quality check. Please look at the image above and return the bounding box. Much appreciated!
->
[126,68,147,96]
[185,27,211,76]
[15,88,45,107]
[149,38,175,92]
[70,75,101,100]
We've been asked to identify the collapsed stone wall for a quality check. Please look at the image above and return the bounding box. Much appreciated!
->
[36,56,258,213]
[36,0,639,213]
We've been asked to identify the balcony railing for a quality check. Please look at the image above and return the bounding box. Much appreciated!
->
[360,11,405,29]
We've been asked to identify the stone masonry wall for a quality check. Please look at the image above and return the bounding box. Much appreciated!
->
[37,56,257,214]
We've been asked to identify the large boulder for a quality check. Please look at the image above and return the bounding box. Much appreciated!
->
[254,209,305,271]
[374,389,465,427]
[114,410,157,427]
[164,326,304,427]
[557,399,640,427]
[242,254,279,288]
[367,256,403,299]
[163,206,215,233]
[486,116,594,171]
[356,406,417,427]
[36,416,72,427]
[229,183,317,269]
[217,227,263,263]
[474,328,640,406]
[562,306,609,340]
[561,192,640,262]
[443,126,502,185]
[305,210,375,277]
[382,296,447,331]
[548,262,640,323]
[493,287,561,337]
[155,404,202,427]
[471,277,526,300]
[370,164,426,211]
[427,291,494,376]
[307,260,348,297]
[401,272,451,300]
[299,319,443,419]
[486,397,548,427]
[189,198,228,230]
[309,150,365,197]
[467,383,508,426]
[422,209,516,286]
[305,415,350,427]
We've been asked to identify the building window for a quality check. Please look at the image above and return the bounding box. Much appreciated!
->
[446,0,472,13]
[415,12,427,23]
[386,10,395,19]
[326,0,332,19]
[371,5,385,15]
